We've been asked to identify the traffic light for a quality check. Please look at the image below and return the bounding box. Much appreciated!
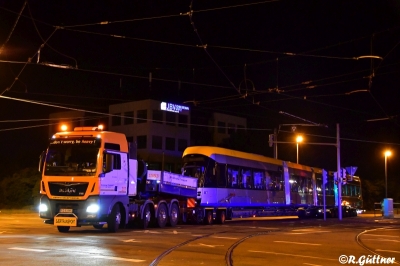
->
[342,168,347,184]
[268,134,274,147]
[322,169,327,185]
[333,172,338,184]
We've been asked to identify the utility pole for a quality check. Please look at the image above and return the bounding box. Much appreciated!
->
[336,123,342,221]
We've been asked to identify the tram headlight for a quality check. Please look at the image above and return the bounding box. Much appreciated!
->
[86,204,100,213]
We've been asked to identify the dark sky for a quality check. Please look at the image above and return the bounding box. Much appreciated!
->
[1,0,400,191]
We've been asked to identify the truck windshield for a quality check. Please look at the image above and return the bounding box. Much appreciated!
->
[44,138,100,176]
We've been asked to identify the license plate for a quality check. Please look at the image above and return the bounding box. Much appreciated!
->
[59,208,73,213]
[54,217,77,227]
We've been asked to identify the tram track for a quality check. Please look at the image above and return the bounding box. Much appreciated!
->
[355,226,400,265]
[148,228,279,266]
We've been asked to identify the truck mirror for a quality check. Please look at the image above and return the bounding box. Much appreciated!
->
[38,151,46,172]
[103,153,114,173]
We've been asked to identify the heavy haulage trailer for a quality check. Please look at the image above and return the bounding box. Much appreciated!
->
[38,126,361,232]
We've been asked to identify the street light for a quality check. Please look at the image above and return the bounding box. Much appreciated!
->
[296,135,303,164]
[384,150,392,199]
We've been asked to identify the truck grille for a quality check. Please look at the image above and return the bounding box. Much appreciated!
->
[48,182,89,196]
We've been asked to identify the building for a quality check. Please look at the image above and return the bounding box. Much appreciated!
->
[109,99,190,172]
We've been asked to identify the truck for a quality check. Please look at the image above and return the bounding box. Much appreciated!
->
[38,126,361,232]
[38,125,198,232]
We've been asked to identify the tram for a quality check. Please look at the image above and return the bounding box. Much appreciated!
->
[181,146,361,219]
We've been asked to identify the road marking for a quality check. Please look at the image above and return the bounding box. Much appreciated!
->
[143,230,161,234]
[248,250,336,261]
[90,255,145,262]
[198,243,224,248]
[211,236,238,240]
[363,234,399,237]
[9,247,48,252]
[375,249,400,254]
[273,241,321,246]
[363,238,400,242]
[249,227,279,230]
[121,239,141,243]
[285,231,331,235]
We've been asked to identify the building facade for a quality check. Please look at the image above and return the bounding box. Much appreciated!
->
[109,99,190,172]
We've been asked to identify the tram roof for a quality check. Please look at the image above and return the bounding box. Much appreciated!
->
[183,146,283,166]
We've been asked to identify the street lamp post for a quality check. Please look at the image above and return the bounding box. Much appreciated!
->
[296,135,303,164]
[384,150,391,199]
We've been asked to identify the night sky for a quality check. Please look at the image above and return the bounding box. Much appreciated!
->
[1,1,400,198]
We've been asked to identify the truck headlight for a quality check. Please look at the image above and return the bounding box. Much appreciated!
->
[39,203,48,212]
[86,204,100,213]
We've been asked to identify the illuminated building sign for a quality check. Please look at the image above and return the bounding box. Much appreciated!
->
[160,102,189,113]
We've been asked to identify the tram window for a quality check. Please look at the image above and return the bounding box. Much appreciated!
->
[242,168,252,189]
[290,176,300,192]
[307,177,313,194]
[266,171,282,191]
[228,166,239,188]
[253,170,264,190]
[217,164,227,188]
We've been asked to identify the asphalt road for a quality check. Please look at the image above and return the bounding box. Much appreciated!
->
[0,211,399,266]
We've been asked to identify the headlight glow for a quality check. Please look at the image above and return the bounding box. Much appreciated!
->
[86,204,100,213]
[39,203,48,212]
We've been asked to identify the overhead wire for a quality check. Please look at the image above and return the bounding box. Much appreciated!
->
[0,0,27,55]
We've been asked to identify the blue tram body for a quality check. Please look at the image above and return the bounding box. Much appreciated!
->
[181,146,361,220]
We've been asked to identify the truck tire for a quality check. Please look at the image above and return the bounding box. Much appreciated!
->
[57,226,70,233]
[204,210,213,225]
[108,204,121,233]
[157,204,168,228]
[169,203,179,227]
[216,210,226,224]
[93,224,104,229]
[142,204,151,229]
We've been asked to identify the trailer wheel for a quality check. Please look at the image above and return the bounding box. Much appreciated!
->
[93,224,104,229]
[142,204,151,229]
[108,204,121,233]
[204,210,213,225]
[216,210,226,224]
[57,226,70,233]
[157,204,168,228]
[169,204,179,227]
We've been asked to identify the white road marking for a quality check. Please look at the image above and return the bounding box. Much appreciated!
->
[249,227,279,230]
[363,238,400,242]
[248,250,336,261]
[211,236,238,240]
[90,255,145,262]
[273,241,321,246]
[9,247,48,252]
[121,239,141,243]
[375,249,400,254]
[198,243,224,248]
[363,234,399,237]
[285,231,331,234]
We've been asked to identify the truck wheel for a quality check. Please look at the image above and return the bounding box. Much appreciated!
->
[216,210,226,224]
[93,224,104,229]
[169,204,179,227]
[57,226,70,233]
[108,204,121,233]
[157,204,168,228]
[142,204,151,229]
[204,210,213,225]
